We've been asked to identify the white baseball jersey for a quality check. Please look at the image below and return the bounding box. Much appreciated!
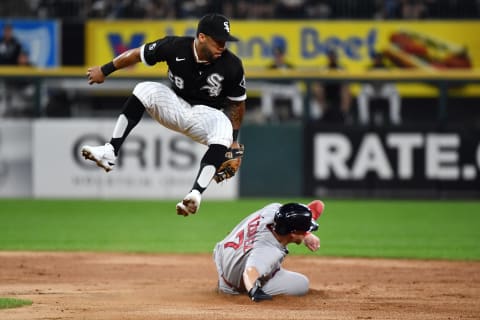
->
[134,36,247,147]
[214,203,310,296]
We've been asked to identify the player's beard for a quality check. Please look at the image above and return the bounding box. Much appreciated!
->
[206,51,217,63]
[201,47,219,63]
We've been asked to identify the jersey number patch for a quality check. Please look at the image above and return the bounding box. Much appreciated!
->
[224,215,261,253]
[168,70,185,89]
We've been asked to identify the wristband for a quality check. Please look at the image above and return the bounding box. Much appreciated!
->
[232,129,239,141]
[100,61,117,76]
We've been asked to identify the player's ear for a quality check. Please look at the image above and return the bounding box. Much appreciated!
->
[198,33,207,42]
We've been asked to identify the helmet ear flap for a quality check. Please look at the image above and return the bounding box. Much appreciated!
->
[273,212,289,235]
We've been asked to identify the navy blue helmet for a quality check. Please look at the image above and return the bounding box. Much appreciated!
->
[274,203,319,235]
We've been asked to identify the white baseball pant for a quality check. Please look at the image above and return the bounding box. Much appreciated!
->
[133,81,233,147]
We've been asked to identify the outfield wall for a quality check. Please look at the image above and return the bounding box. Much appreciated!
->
[1,119,479,199]
[0,120,32,197]
[303,124,480,198]
[0,119,236,199]
[238,123,480,199]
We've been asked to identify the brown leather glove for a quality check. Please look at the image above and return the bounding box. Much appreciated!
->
[213,144,244,183]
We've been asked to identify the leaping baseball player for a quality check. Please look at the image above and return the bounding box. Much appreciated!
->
[213,200,325,302]
[82,13,246,216]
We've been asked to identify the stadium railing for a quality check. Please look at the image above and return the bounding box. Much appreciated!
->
[0,66,480,122]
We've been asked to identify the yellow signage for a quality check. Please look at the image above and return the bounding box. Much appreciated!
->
[87,20,479,70]
[86,20,480,96]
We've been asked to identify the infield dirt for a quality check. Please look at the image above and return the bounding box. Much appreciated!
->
[0,252,479,319]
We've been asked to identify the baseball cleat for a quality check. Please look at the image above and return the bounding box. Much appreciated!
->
[307,200,325,220]
[176,189,201,216]
[81,143,116,172]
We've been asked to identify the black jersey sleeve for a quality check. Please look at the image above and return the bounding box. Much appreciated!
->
[142,36,178,66]
[225,56,247,102]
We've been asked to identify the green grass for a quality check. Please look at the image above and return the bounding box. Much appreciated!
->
[0,298,32,309]
[0,199,479,260]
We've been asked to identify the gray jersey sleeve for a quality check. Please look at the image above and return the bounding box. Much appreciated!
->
[245,245,284,278]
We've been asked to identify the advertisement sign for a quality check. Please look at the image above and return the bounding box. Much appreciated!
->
[0,20,59,67]
[0,120,32,197]
[33,119,237,199]
[86,20,480,71]
[304,125,480,197]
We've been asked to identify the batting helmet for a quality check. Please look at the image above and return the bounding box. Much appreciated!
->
[273,203,319,235]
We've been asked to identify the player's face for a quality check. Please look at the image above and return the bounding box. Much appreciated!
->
[290,231,307,244]
[198,33,226,62]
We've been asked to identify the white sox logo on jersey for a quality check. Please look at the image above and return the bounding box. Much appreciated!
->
[201,73,224,97]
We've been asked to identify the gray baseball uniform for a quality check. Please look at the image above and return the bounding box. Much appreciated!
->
[213,203,310,296]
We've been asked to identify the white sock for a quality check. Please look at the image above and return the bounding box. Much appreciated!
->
[196,165,216,189]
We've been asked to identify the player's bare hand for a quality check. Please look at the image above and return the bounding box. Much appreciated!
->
[86,66,105,85]
[304,233,320,251]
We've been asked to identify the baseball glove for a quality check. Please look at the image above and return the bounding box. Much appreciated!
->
[214,144,245,183]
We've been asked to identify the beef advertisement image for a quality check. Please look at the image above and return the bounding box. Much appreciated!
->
[383,30,472,70]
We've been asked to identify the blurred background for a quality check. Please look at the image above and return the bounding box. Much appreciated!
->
[1,0,479,200]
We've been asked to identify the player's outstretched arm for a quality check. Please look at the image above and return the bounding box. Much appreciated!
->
[303,200,324,251]
[87,47,142,85]
[243,266,261,293]
[243,267,272,302]
[225,100,245,137]
[304,233,320,252]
